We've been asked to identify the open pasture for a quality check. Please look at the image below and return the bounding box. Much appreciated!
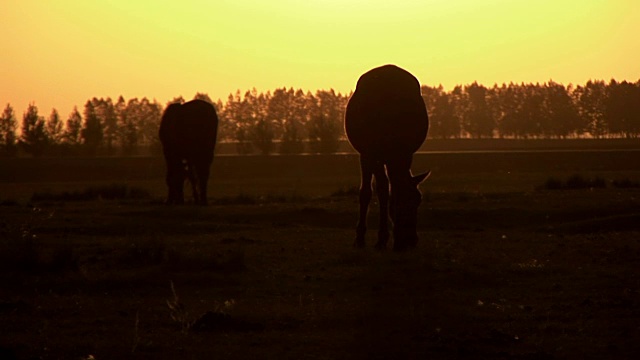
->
[2,147,639,199]
[1,149,640,359]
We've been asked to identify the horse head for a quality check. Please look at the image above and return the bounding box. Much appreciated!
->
[390,171,430,250]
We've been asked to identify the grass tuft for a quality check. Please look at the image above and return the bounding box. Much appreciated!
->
[210,194,258,205]
[211,193,307,205]
[542,177,564,190]
[118,238,246,273]
[124,239,167,267]
[0,198,19,206]
[0,236,78,274]
[31,184,151,202]
[0,207,78,274]
[565,174,606,189]
[166,281,193,333]
[612,178,640,188]
[166,281,248,333]
[164,248,246,273]
[540,174,607,190]
[331,186,360,197]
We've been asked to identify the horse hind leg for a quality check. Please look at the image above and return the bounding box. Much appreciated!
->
[165,156,185,205]
[355,156,374,248]
[373,163,390,250]
[194,161,211,206]
[183,160,199,204]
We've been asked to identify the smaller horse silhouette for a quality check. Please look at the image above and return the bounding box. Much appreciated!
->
[345,65,430,251]
[159,99,218,205]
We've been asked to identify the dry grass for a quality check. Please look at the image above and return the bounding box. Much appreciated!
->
[1,152,639,359]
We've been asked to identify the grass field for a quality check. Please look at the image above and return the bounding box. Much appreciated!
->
[1,149,640,359]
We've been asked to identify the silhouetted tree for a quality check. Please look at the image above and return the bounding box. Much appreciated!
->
[621,81,640,137]
[246,90,275,155]
[235,128,252,154]
[575,80,607,138]
[6,79,638,159]
[115,96,137,155]
[605,80,640,138]
[213,99,232,141]
[45,109,64,145]
[118,97,161,154]
[423,85,459,139]
[267,88,290,143]
[462,82,494,138]
[449,86,466,138]
[126,97,162,153]
[193,92,213,103]
[89,98,117,155]
[307,89,344,153]
[421,86,438,135]
[287,89,311,153]
[494,83,521,138]
[224,91,252,154]
[224,89,275,154]
[543,81,581,138]
[524,84,547,138]
[0,103,18,157]
[20,103,49,157]
[64,107,83,147]
[216,97,231,142]
[81,101,103,155]
[486,85,503,136]
[269,88,305,154]
[251,118,276,155]
[169,96,185,105]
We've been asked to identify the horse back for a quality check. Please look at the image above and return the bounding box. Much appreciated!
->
[345,65,429,157]
[160,99,218,159]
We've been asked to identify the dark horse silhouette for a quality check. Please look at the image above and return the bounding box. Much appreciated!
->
[159,99,218,205]
[345,65,430,251]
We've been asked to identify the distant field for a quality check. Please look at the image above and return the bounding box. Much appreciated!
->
[1,147,639,202]
[214,138,640,155]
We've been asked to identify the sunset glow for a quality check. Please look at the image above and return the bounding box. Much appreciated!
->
[2,0,639,116]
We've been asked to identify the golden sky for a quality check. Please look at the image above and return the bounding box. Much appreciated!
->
[2,0,639,117]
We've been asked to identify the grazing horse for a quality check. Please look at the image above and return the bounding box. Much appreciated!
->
[345,65,430,251]
[159,99,218,205]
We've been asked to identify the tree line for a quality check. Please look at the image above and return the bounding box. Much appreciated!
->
[1,79,638,157]
[424,79,640,140]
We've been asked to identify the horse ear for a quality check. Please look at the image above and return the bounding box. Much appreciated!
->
[412,170,431,185]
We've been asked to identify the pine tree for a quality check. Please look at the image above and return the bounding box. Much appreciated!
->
[81,101,103,155]
[91,98,117,155]
[0,103,18,156]
[307,90,343,154]
[64,107,83,146]
[193,92,213,103]
[20,103,49,156]
[116,96,138,155]
[46,108,64,145]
